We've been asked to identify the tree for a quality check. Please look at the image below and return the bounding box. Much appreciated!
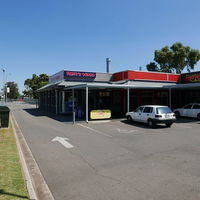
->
[146,62,159,72]
[187,49,200,72]
[147,42,200,74]
[23,74,49,98]
[6,82,20,99]
[154,46,174,73]
[170,42,190,74]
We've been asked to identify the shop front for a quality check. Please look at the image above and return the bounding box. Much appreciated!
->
[38,69,200,122]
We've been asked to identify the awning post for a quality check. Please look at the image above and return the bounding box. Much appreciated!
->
[127,88,130,112]
[72,89,75,124]
[86,86,88,123]
[62,91,65,113]
[169,88,172,108]
[55,89,58,115]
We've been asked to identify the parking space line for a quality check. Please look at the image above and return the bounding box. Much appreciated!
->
[77,123,112,138]
[117,128,139,134]
[174,124,192,129]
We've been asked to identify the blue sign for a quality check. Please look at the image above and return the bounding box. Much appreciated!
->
[64,71,96,78]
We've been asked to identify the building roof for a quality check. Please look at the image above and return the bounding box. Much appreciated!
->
[63,81,176,90]
[169,82,200,89]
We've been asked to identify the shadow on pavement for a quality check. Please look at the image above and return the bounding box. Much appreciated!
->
[23,108,200,125]
[121,119,170,129]
[0,189,28,199]
[23,108,84,123]
[174,117,199,123]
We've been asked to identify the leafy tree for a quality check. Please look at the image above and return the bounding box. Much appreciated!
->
[154,46,174,73]
[187,49,200,72]
[146,62,159,72]
[170,42,190,74]
[23,74,49,98]
[6,82,20,99]
[147,42,200,74]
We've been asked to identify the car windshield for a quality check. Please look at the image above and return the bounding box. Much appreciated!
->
[156,107,172,114]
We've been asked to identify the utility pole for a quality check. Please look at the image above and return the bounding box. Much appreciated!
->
[5,72,11,102]
[2,69,5,102]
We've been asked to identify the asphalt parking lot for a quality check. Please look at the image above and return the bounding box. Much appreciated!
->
[12,103,200,200]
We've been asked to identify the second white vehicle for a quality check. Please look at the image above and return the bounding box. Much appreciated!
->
[126,105,176,127]
[173,103,200,120]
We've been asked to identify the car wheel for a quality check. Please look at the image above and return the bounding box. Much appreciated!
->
[148,119,154,127]
[166,122,172,127]
[174,111,180,118]
[197,113,200,121]
[127,115,132,121]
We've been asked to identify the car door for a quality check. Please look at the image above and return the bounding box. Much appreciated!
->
[182,104,193,117]
[140,107,153,122]
[191,104,200,118]
[132,106,144,122]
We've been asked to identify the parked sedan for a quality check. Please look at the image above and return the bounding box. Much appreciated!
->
[174,103,200,120]
[126,105,176,127]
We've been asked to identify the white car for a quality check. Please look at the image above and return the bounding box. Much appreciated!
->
[126,105,176,127]
[174,103,200,120]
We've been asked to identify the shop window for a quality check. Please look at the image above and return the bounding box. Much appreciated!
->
[99,92,110,97]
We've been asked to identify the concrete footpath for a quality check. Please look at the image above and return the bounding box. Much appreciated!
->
[11,113,55,200]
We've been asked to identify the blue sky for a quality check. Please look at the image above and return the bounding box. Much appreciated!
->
[0,0,200,93]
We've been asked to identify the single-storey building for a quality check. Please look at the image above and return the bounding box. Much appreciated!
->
[37,69,200,122]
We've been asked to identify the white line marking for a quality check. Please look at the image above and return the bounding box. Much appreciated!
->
[77,123,112,138]
[52,137,74,149]
[174,124,192,129]
[117,128,138,134]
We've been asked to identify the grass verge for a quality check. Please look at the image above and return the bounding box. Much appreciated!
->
[0,122,29,200]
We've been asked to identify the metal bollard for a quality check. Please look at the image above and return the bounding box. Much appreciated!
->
[73,111,75,124]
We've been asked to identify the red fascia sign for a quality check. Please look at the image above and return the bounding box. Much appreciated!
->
[186,73,200,83]
[64,71,96,78]
[112,70,180,83]
[180,71,200,83]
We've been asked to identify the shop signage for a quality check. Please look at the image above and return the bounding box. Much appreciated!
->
[64,71,96,79]
[181,72,200,83]
[99,92,110,97]
[186,73,200,82]
[90,110,111,120]
[49,71,64,84]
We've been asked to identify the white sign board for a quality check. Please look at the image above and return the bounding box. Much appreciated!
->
[49,71,64,84]
[7,87,10,93]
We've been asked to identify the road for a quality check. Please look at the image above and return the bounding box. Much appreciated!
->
[11,102,200,200]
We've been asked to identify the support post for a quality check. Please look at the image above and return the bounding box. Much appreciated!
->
[62,91,65,113]
[86,86,88,123]
[127,88,130,112]
[55,90,58,115]
[58,91,61,113]
[45,91,48,111]
[37,93,40,109]
[169,88,172,108]
[72,89,75,124]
